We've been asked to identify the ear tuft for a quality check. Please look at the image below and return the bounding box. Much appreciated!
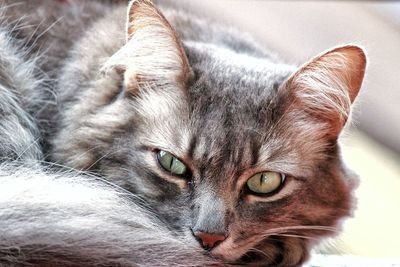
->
[126,0,162,41]
[284,45,366,134]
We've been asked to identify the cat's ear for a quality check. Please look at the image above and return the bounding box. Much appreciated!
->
[104,0,193,93]
[125,0,193,90]
[282,45,366,136]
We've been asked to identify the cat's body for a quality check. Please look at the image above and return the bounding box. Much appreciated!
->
[0,0,366,266]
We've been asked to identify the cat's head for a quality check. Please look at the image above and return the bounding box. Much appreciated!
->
[52,0,366,266]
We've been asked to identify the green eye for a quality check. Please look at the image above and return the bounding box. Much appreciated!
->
[246,172,284,194]
[157,150,188,176]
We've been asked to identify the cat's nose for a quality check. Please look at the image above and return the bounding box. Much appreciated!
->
[193,231,226,250]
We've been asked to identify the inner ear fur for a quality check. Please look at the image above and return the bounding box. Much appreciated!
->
[282,45,367,135]
[104,0,193,93]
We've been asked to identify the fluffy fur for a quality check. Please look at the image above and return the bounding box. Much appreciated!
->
[0,0,366,266]
[0,21,42,161]
[0,163,216,267]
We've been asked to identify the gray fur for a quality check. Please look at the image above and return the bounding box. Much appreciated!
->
[0,0,365,266]
[0,163,216,267]
[0,19,42,161]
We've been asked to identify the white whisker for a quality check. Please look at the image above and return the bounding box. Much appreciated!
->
[84,150,115,171]
[273,233,319,241]
[16,137,41,160]
[262,225,338,236]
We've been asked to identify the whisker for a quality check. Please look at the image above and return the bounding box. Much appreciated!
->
[259,225,340,241]
[16,137,41,160]
[262,225,338,237]
[273,233,319,241]
[84,150,116,171]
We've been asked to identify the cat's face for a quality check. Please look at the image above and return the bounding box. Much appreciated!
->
[51,1,366,266]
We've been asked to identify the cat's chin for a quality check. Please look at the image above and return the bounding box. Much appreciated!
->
[211,235,308,266]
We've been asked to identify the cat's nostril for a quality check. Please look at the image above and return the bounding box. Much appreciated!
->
[193,231,226,250]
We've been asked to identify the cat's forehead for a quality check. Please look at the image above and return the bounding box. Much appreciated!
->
[185,42,295,93]
[185,42,294,135]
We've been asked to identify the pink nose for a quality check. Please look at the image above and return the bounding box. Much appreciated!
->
[194,231,226,250]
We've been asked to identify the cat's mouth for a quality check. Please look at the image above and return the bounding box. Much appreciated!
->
[210,235,263,264]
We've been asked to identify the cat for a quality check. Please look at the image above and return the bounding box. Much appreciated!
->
[0,0,366,266]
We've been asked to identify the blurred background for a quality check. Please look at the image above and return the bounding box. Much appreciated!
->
[190,0,400,259]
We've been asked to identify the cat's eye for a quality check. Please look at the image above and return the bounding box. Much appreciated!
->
[246,172,285,195]
[157,150,189,176]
